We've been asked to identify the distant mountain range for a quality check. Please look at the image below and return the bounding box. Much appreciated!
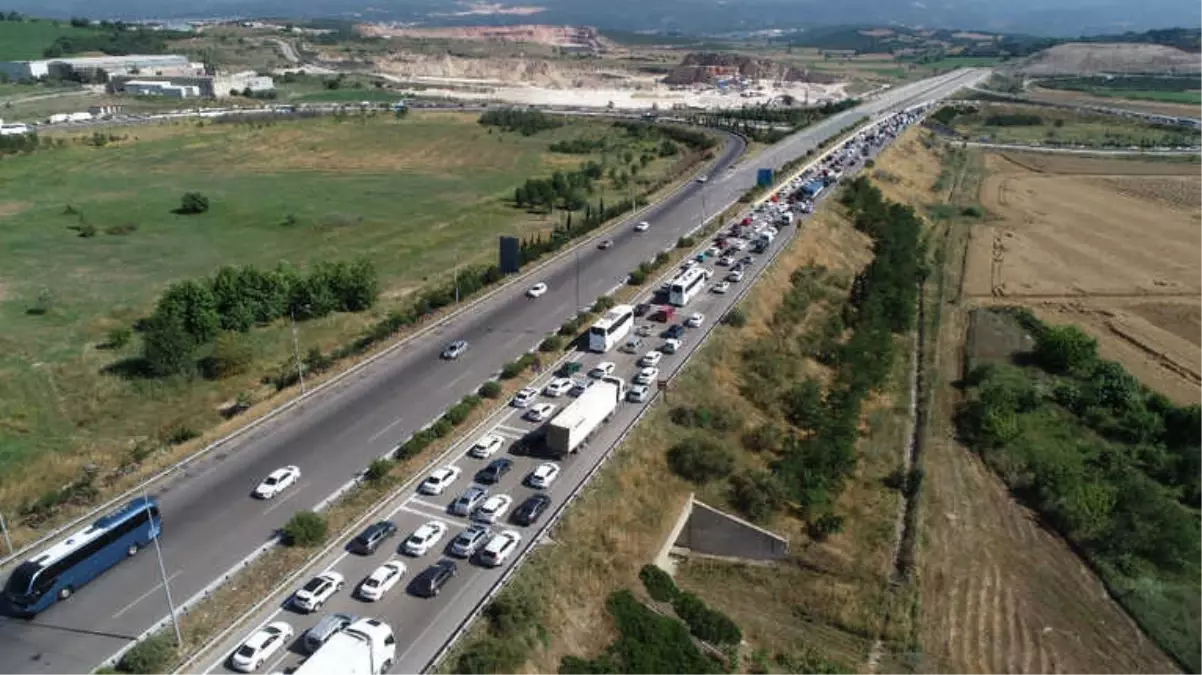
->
[3,0,1200,37]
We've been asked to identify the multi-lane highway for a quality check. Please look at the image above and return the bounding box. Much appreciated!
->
[0,69,987,674]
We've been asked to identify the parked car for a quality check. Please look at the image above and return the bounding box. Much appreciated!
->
[448,524,492,558]
[229,621,294,673]
[253,466,300,499]
[478,530,522,567]
[441,340,469,360]
[418,466,462,496]
[412,560,458,598]
[291,571,344,613]
[349,521,397,555]
[512,494,552,526]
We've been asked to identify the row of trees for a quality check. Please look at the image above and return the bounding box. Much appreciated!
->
[42,23,184,58]
[140,259,379,376]
[513,164,601,212]
[515,195,642,265]
[687,99,859,142]
[478,109,564,136]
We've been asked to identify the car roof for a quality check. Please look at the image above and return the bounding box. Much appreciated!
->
[430,467,455,478]
[414,522,440,536]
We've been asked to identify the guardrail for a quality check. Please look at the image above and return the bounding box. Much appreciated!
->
[420,109,922,673]
[0,128,738,575]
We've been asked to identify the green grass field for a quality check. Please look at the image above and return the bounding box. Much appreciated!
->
[0,111,694,502]
[1083,88,1202,105]
[0,19,96,60]
[951,103,1202,147]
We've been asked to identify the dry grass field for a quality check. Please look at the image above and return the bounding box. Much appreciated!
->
[899,132,1186,674]
[1025,86,1202,119]
[964,151,1200,403]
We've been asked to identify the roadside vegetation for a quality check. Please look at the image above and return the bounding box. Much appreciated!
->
[687,99,859,143]
[935,102,1201,148]
[447,130,931,673]
[0,110,713,549]
[1036,75,1202,106]
[957,309,1201,672]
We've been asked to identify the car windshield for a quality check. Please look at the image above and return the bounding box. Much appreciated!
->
[302,578,323,592]
[263,476,278,485]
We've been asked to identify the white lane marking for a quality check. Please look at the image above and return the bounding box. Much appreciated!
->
[368,416,406,443]
[398,502,462,524]
[111,570,182,619]
[493,424,528,436]
[262,483,308,516]
[406,496,452,515]
[264,649,293,675]
[490,427,525,440]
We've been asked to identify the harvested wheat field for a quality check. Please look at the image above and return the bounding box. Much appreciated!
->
[886,133,1187,674]
[965,151,1201,403]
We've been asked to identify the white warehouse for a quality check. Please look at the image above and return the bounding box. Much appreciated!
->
[0,54,191,81]
[124,80,201,98]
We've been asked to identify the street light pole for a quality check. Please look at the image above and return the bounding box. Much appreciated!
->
[144,488,181,646]
[575,250,581,311]
[290,308,306,395]
[0,510,12,556]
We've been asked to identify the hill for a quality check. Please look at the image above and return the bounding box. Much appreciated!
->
[1016,42,1202,75]
[662,52,837,85]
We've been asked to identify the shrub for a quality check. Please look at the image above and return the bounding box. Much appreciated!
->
[78,222,98,237]
[628,268,648,286]
[730,470,786,523]
[639,564,679,602]
[177,191,210,215]
[676,235,696,249]
[165,425,199,445]
[457,637,528,674]
[500,360,525,380]
[668,406,740,432]
[479,380,503,399]
[593,295,616,311]
[672,591,743,645]
[204,331,254,379]
[430,418,454,438]
[667,437,735,484]
[721,308,747,327]
[807,513,844,541]
[539,335,564,353]
[742,423,784,454]
[107,325,133,349]
[115,633,176,674]
[282,511,327,546]
[365,458,394,482]
[782,378,824,431]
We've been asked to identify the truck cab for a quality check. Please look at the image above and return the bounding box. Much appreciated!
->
[294,618,395,675]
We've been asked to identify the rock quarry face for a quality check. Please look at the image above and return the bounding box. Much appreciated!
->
[663,52,837,85]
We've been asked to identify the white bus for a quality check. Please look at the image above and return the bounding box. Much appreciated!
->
[588,304,635,353]
[668,267,707,307]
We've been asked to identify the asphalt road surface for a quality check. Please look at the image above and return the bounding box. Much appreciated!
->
[0,68,986,674]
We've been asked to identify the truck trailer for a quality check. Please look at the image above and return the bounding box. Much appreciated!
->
[545,377,624,458]
[294,618,395,675]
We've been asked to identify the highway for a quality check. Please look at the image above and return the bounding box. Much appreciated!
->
[0,69,986,674]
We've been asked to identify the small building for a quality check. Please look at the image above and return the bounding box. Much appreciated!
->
[0,121,31,136]
[88,104,124,116]
[124,80,200,98]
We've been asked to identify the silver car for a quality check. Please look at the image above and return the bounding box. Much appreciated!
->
[449,524,492,558]
[303,613,357,653]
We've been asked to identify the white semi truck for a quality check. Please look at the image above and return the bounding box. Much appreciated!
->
[294,618,395,675]
[544,376,624,458]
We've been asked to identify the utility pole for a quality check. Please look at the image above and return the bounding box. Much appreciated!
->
[290,307,306,395]
[454,250,460,304]
[0,510,12,556]
[144,488,181,646]
[575,249,581,311]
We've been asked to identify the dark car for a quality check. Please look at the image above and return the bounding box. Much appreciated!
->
[412,560,458,598]
[598,239,614,250]
[441,340,469,360]
[633,302,651,317]
[349,520,397,555]
[664,324,685,340]
[302,613,357,653]
[476,458,513,485]
[511,494,552,526]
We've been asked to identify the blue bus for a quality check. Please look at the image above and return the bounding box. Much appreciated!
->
[4,496,162,616]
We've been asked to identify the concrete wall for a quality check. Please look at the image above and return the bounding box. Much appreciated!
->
[674,499,789,561]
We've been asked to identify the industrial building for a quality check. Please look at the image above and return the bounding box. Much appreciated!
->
[0,54,193,81]
[123,80,201,98]
[109,70,274,99]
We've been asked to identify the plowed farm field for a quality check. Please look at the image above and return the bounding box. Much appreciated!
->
[965,151,1201,403]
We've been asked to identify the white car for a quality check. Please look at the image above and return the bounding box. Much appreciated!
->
[717,255,734,267]
[468,433,504,459]
[527,462,561,489]
[726,270,744,283]
[712,281,731,294]
[403,521,449,556]
[525,403,556,422]
[662,338,682,354]
[705,246,721,257]
[639,350,663,367]
[542,377,573,398]
[681,259,698,270]
[635,366,660,385]
[418,465,462,496]
[357,561,406,601]
[253,466,300,499]
[696,175,708,183]
[686,313,705,328]
[588,362,615,379]
[627,384,650,403]
[526,282,548,298]
[569,378,593,397]
[229,621,294,673]
[634,221,650,232]
[478,530,522,567]
[473,494,513,524]
[291,571,344,613]
[511,387,539,408]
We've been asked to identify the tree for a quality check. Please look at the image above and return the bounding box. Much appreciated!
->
[177,191,209,215]
[155,279,220,344]
[729,469,785,522]
[141,313,196,376]
[783,378,824,430]
[667,437,735,484]
[1034,324,1098,374]
[282,511,327,546]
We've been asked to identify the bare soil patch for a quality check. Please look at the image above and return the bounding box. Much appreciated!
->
[965,150,1200,403]
[1016,42,1202,76]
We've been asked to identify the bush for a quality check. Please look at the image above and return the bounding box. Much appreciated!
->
[721,308,747,327]
[165,425,199,445]
[639,564,679,602]
[107,325,133,349]
[282,511,327,546]
[593,295,616,311]
[500,360,526,380]
[177,191,209,214]
[430,417,454,438]
[628,268,648,286]
[730,470,786,523]
[365,458,394,482]
[115,633,176,674]
[807,513,844,541]
[742,423,784,454]
[672,591,743,645]
[204,331,254,379]
[457,636,528,674]
[677,235,696,249]
[667,437,735,484]
[479,380,503,399]
[78,222,98,237]
[539,335,564,353]
[668,406,740,432]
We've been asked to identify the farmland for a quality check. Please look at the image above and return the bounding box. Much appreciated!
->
[0,110,701,528]
[0,17,95,60]
[941,102,1201,148]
